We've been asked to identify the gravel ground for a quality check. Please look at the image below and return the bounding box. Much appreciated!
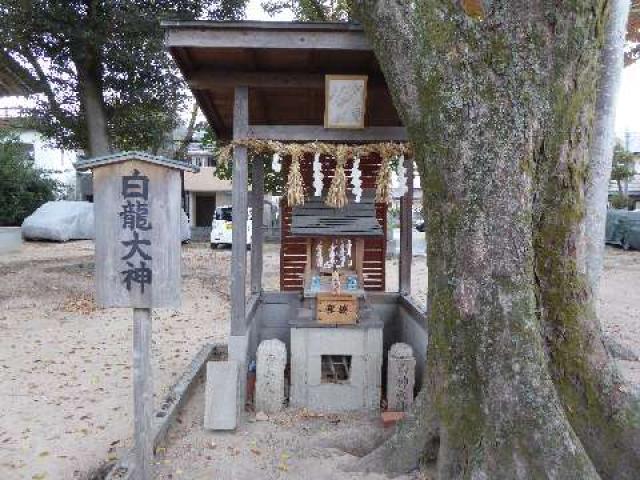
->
[0,241,637,480]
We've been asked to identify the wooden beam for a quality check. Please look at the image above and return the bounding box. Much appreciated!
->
[188,71,389,90]
[132,308,152,480]
[399,155,414,296]
[251,158,264,295]
[245,125,407,142]
[166,28,370,51]
[230,86,249,336]
[190,72,323,89]
[193,90,230,140]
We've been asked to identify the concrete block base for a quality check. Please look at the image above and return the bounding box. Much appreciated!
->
[290,327,382,412]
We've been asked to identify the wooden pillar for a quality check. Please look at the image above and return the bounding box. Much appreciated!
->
[251,157,264,295]
[133,307,152,480]
[231,86,248,336]
[399,156,414,296]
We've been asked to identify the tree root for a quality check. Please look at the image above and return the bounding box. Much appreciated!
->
[344,387,439,475]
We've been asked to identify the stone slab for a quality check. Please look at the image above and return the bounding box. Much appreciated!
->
[204,360,239,430]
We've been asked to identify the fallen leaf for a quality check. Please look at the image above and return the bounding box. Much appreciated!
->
[461,0,484,19]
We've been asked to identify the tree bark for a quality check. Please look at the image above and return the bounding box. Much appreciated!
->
[75,57,110,157]
[585,0,631,294]
[72,0,110,157]
[351,1,640,478]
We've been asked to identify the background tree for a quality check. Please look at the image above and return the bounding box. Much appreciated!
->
[175,103,201,161]
[262,0,351,20]
[610,142,636,208]
[0,0,247,157]
[0,130,58,226]
[344,1,640,478]
[585,0,631,294]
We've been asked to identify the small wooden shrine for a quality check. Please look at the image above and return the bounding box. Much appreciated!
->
[164,20,427,418]
[292,195,381,323]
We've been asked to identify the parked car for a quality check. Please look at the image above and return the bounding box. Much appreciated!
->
[605,209,640,250]
[415,220,425,232]
[210,206,252,248]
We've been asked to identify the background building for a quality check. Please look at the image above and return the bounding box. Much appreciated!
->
[0,107,78,195]
[183,144,232,228]
[610,131,640,210]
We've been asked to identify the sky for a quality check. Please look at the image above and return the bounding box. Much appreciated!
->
[2,0,639,138]
[245,0,293,21]
[615,61,640,136]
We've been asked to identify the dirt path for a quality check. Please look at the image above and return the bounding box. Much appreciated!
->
[0,241,637,479]
[0,242,231,480]
[152,381,415,480]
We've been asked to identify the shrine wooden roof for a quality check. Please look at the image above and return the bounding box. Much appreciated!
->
[163,21,403,141]
[290,194,383,237]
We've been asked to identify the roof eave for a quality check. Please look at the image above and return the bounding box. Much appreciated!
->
[74,151,199,173]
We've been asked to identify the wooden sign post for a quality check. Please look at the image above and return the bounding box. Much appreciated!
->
[76,152,197,480]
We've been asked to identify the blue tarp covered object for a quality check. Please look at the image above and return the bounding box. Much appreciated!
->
[605,209,640,250]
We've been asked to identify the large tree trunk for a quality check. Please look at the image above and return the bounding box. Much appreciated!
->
[351,1,640,478]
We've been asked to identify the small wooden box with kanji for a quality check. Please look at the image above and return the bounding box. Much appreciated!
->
[316,293,359,325]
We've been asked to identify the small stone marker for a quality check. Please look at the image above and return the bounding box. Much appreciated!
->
[387,342,416,412]
[205,361,239,430]
[255,339,287,414]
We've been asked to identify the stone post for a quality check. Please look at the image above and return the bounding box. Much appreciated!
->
[387,343,415,411]
[256,339,287,413]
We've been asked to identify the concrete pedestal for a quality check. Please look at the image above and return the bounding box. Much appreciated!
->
[290,326,382,412]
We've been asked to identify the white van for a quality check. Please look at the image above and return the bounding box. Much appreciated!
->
[210,206,252,248]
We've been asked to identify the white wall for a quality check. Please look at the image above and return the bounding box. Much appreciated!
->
[16,129,77,188]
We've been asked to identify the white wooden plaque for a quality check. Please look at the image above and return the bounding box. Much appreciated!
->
[324,75,368,129]
[93,160,181,308]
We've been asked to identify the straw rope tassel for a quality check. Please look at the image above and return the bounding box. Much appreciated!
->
[217,140,411,171]
[286,147,305,207]
[375,144,394,203]
[326,145,349,208]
